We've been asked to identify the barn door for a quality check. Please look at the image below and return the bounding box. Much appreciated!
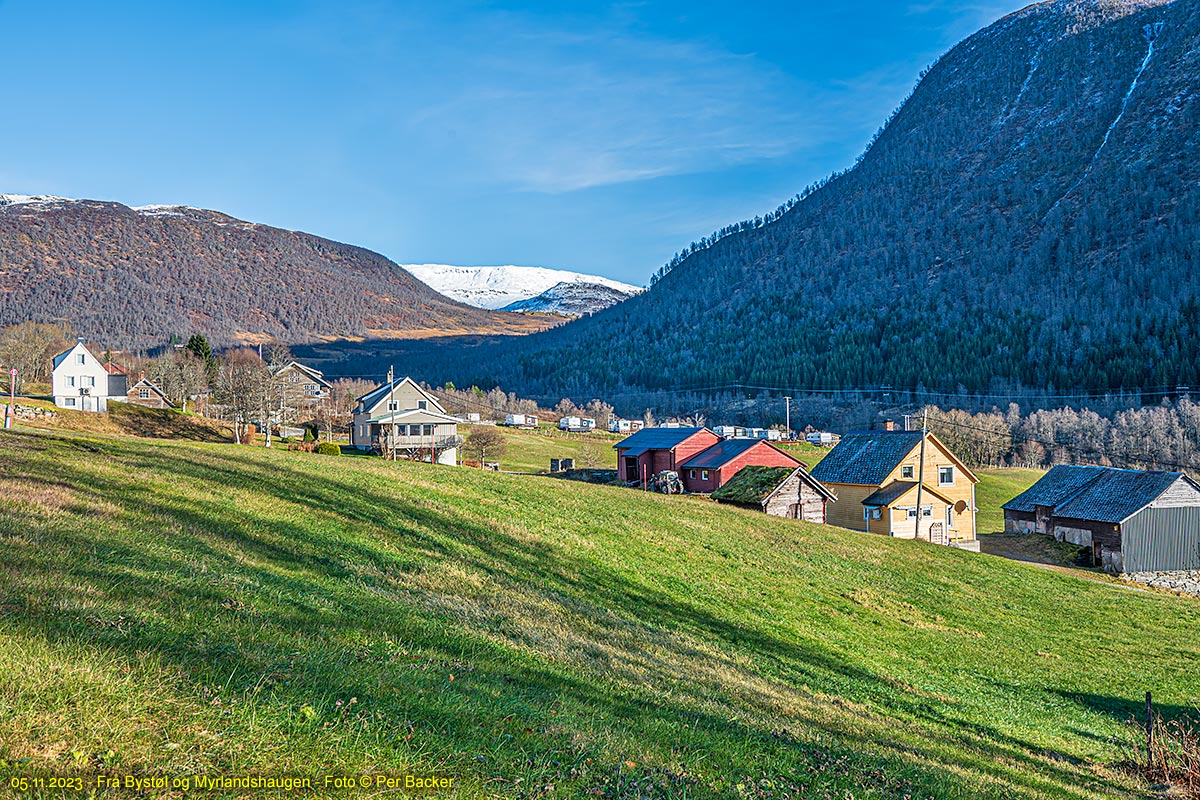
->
[624,457,639,481]
[1036,506,1050,535]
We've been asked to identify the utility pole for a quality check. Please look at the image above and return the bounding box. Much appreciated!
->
[784,396,792,440]
[914,408,928,540]
[5,367,16,429]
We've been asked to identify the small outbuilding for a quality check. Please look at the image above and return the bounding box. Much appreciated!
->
[126,378,173,409]
[712,465,837,522]
[1002,465,1200,573]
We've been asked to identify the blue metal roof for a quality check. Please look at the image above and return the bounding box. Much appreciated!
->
[613,427,707,452]
[1001,465,1107,513]
[680,438,796,470]
[1055,469,1189,524]
[809,431,924,486]
[1003,465,1193,524]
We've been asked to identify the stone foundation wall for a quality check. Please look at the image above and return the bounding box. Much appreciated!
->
[1124,570,1200,596]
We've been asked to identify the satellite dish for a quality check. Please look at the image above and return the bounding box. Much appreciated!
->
[955,500,968,513]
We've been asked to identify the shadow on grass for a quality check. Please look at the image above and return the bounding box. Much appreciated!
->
[108,404,232,442]
[0,431,1143,798]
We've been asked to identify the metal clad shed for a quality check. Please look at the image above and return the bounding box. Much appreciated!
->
[1122,507,1200,573]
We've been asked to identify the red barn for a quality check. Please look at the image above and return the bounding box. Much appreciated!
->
[679,438,804,493]
[613,427,721,485]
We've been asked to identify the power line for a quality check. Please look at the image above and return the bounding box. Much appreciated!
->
[924,412,1200,474]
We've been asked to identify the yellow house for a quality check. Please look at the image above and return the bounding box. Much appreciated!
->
[809,429,979,551]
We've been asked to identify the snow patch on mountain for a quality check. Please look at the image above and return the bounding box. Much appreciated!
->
[403,264,642,310]
[500,281,638,316]
[0,194,73,209]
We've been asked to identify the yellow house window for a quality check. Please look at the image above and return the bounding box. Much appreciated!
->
[902,465,914,479]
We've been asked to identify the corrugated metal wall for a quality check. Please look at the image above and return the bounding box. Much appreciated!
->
[1123,508,1200,572]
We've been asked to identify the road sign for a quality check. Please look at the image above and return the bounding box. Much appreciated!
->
[8,368,15,377]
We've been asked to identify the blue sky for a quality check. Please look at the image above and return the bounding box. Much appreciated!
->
[0,0,1026,284]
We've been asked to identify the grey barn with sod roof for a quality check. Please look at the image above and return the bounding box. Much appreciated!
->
[711,466,836,523]
[1003,466,1200,574]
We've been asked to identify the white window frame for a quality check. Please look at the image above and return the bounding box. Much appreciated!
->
[84,376,95,388]
[689,470,696,479]
[67,376,76,387]
[75,354,85,365]
[938,466,955,486]
[946,506,954,528]
[65,397,76,406]
[901,465,914,479]
[139,388,150,399]
[701,470,709,481]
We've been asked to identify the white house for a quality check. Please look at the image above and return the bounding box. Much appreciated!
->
[351,376,461,465]
[52,342,128,413]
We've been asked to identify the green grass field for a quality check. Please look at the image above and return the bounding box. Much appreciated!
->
[488,425,620,473]
[1,427,1194,799]
[976,468,1045,534]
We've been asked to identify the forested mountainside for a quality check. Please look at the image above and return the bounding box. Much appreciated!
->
[413,0,1200,397]
[0,197,556,350]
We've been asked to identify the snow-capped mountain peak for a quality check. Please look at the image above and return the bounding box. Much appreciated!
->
[403,264,642,311]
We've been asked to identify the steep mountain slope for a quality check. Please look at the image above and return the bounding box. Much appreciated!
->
[403,263,642,309]
[419,0,1200,396]
[0,196,557,349]
[500,281,639,315]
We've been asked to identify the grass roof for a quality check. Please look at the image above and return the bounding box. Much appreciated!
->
[711,465,795,506]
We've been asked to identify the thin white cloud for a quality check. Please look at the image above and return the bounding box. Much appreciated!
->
[382,11,821,193]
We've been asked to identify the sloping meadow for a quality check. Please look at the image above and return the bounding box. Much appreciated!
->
[1,429,1196,798]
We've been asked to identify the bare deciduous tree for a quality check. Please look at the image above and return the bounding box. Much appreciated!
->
[0,322,74,390]
[216,349,270,444]
[463,426,506,468]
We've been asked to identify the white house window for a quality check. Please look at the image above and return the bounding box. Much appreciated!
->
[865,507,882,520]
[701,470,709,480]
[84,376,95,388]
[65,397,76,407]
[304,383,318,395]
[906,505,933,519]
[901,465,914,479]
[422,424,434,436]
[689,470,696,479]
[75,354,85,365]
[938,466,955,486]
[388,401,398,411]
[67,376,76,387]
[418,400,428,410]
[946,506,954,528]
[139,388,150,399]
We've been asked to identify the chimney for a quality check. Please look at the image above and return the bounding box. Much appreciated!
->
[882,419,895,432]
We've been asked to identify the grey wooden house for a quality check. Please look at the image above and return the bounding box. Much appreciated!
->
[1002,465,1200,573]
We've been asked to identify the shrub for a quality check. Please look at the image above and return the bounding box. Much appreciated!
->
[315,442,341,456]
